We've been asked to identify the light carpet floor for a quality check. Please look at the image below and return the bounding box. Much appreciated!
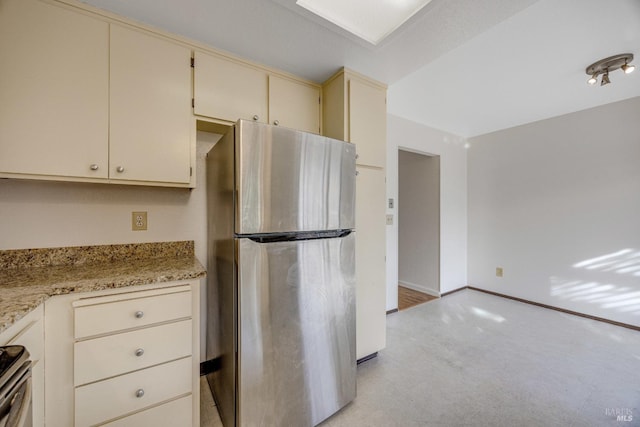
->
[201,289,640,426]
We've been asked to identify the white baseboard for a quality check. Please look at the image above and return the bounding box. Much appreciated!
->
[398,280,440,297]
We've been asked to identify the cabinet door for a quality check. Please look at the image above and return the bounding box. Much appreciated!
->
[110,25,192,184]
[268,75,320,134]
[355,167,386,359]
[0,0,108,179]
[194,52,268,123]
[349,79,387,168]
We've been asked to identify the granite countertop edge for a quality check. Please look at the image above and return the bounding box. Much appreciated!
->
[0,255,206,335]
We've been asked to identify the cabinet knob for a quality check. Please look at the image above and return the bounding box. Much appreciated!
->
[134,311,144,319]
[89,164,99,171]
[135,389,145,398]
[355,171,359,176]
[116,166,125,173]
[252,115,259,121]
[273,120,279,126]
[135,348,145,357]
[355,154,359,160]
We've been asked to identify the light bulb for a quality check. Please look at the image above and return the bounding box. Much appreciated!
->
[622,63,635,74]
[587,74,598,85]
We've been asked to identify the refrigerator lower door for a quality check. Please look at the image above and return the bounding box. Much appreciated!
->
[237,234,356,427]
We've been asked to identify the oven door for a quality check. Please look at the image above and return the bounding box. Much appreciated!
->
[0,361,33,427]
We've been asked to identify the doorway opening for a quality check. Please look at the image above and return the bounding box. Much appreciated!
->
[397,149,441,310]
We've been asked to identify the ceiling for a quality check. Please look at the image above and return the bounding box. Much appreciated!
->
[82,0,640,138]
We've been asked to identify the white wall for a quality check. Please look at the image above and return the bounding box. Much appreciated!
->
[398,150,440,296]
[0,131,222,359]
[468,97,640,326]
[386,114,468,310]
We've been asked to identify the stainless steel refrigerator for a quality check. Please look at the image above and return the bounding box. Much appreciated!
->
[205,120,356,427]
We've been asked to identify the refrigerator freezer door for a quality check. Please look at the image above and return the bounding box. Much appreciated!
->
[236,120,356,235]
[237,234,356,427]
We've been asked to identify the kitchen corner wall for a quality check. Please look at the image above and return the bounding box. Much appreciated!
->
[467,96,640,326]
[0,131,222,359]
[386,114,468,310]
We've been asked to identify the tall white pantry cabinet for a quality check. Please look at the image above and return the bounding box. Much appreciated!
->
[323,69,388,360]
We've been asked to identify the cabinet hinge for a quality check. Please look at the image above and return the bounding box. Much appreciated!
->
[190,167,193,177]
[318,96,321,104]
[192,98,195,108]
[190,57,195,68]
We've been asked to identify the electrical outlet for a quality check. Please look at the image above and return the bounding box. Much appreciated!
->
[132,211,147,231]
[386,214,394,225]
[496,267,503,278]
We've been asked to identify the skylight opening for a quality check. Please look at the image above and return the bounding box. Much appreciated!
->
[296,0,433,45]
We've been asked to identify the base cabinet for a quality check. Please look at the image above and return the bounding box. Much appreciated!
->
[44,281,200,427]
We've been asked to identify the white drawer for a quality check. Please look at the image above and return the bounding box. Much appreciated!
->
[100,395,192,427]
[75,356,192,427]
[75,319,192,386]
[74,287,191,339]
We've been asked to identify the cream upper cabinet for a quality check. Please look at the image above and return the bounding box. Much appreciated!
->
[193,52,321,133]
[193,52,268,123]
[110,25,192,185]
[348,79,387,168]
[268,75,321,134]
[322,69,387,168]
[0,0,109,179]
[355,167,387,359]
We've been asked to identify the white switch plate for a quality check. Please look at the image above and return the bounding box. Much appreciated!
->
[386,214,393,225]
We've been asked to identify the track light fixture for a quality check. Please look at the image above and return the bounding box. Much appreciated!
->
[585,53,634,86]
[621,59,635,74]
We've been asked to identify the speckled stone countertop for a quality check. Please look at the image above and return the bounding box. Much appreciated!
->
[0,241,206,334]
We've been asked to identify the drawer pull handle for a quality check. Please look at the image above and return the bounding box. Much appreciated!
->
[135,348,145,357]
[134,311,144,319]
[135,389,145,398]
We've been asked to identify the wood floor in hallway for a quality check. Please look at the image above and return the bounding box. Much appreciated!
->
[398,285,438,310]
